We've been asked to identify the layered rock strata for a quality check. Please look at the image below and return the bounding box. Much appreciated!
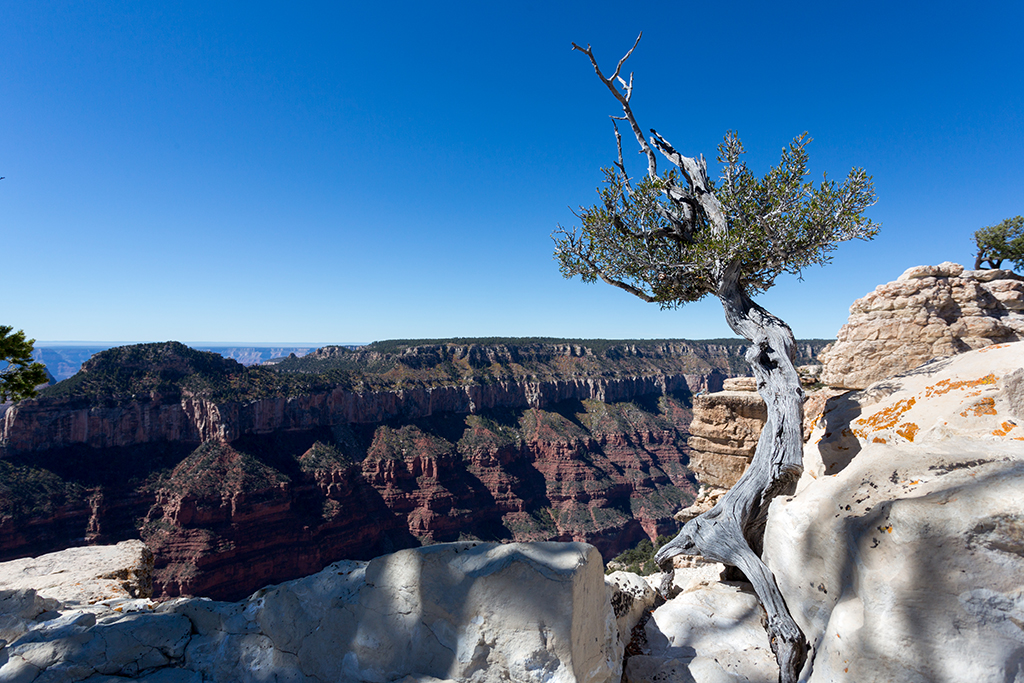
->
[0,396,696,600]
[0,339,835,601]
[819,262,1024,389]
[0,374,709,453]
[675,377,767,523]
[0,541,622,683]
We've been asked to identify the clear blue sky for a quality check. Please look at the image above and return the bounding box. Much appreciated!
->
[3,1,1021,344]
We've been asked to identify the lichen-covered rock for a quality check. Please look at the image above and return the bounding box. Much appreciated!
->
[764,341,1024,682]
[819,262,1024,389]
[605,571,657,651]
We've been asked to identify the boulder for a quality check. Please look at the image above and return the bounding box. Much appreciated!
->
[819,262,1024,389]
[764,341,1024,682]
[606,571,657,652]
[0,540,153,608]
[0,541,622,683]
[624,581,778,683]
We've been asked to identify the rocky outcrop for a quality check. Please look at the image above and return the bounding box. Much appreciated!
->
[686,378,766,489]
[819,262,1024,389]
[764,342,1024,682]
[623,342,1024,682]
[0,540,152,608]
[674,378,767,524]
[0,541,622,683]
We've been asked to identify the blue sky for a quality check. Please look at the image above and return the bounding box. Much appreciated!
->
[3,1,1021,344]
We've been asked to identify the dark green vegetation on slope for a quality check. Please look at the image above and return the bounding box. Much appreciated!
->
[39,342,350,405]
[33,338,828,403]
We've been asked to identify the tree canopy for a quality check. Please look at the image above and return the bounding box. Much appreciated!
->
[554,35,879,682]
[554,38,878,308]
[0,326,49,403]
[974,216,1024,270]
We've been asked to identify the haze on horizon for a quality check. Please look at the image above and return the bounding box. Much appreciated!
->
[3,2,1021,345]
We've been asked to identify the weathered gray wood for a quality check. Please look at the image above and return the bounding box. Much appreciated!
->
[561,36,872,683]
[654,262,808,681]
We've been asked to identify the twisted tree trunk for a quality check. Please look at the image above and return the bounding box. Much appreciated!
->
[656,262,809,682]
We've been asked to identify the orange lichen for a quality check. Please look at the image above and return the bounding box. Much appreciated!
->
[960,397,997,417]
[978,344,1011,353]
[854,398,917,433]
[993,421,1018,437]
[872,436,887,444]
[924,374,998,398]
[896,423,919,442]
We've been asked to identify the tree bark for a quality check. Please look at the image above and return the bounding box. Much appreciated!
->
[655,262,809,683]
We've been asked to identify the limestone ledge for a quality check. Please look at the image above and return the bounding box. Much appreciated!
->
[0,542,622,683]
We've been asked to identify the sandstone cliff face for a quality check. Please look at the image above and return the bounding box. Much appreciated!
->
[819,262,1024,389]
[0,396,696,601]
[1,374,708,453]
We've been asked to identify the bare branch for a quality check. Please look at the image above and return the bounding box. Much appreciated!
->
[612,121,634,198]
[610,33,642,86]
[572,35,658,179]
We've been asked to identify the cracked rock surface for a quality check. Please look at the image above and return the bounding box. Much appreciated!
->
[765,341,1024,682]
[819,262,1024,389]
[0,542,622,683]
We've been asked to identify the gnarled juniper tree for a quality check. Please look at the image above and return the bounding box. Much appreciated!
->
[974,215,1024,270]
[553,35,878,682]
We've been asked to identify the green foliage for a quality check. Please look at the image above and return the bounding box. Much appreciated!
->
[298,441,353,474]
[0,326,49,403]
[0,460,86,519]
[40,342,349,404]
[974,216,1024,270]
[458,413,522,456]
[366,425,454,461]
[714,132,879,293]
[167,440,288,500]
[555,130,879,307]
[609,534,676,575]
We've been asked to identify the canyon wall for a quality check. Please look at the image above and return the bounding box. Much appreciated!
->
[3,340,800,600]
[0,373,709,453]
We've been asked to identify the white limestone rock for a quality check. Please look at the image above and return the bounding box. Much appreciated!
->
[764,341,1024,682]
[626,581,778,683]
[0,540,153,608]
[1,541,621,683]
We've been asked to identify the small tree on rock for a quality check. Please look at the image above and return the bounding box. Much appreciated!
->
[974,216,1024,270]
[0,326,49,403]
[554,35,878,682]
